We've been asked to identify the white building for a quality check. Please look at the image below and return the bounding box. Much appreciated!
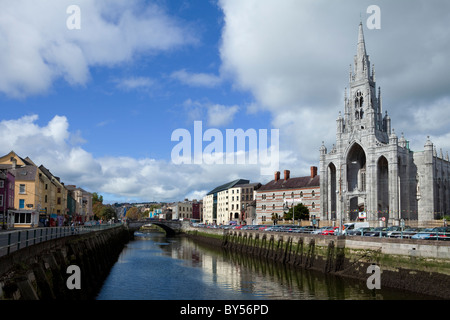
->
[202,179,251,225]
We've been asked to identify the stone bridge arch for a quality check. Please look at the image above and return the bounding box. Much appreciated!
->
[127,220,184,236]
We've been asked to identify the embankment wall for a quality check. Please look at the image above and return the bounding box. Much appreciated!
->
[184,228,450,299]
[0,226,131,300]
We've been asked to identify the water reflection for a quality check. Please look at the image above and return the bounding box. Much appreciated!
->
[97,232,429,300]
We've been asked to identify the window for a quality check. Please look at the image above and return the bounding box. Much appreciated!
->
[0,194,3,207]
[312,190,315,197]
[14,212,32,224]
[0,180,4,188]
[312,202,316,209]
[300,191,303,198]
[19,199,25,209]
[291,192,294,199]
[19,184,26,194]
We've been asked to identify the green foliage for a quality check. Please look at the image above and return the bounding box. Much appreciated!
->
[92,192,103,204]
[283,203,310,221]
[92,192,117,221]
[100,206,116,220]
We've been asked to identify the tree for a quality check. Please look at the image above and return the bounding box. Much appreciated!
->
[100,206,116,221]
[283,203,309,221]
[92,192,103,204]
[125,207,140,220]
[91,192,116,221]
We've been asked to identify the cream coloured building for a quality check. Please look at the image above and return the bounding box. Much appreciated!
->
[202,179,251,225]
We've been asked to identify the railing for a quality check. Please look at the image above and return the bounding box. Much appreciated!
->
[0,223,123,258]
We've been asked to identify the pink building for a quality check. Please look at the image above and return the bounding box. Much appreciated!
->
[0,165,15,229]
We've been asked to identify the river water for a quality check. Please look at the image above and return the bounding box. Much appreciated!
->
[96,231,432,301]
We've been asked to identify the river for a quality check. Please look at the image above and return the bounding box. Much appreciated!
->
[96,231,433,301]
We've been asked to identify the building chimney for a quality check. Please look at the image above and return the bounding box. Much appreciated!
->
[274,171,280,181]
[284,170,290,181]
[310,166,318,178]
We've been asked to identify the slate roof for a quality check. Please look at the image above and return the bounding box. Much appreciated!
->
[258,175,320,192]
[11,165,38,181]
[207,179,250,195]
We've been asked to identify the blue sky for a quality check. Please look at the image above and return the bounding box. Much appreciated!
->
[1,0,449,203]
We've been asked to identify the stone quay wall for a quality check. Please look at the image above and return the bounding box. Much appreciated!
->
[0,226,132,300]
[184,227,450,299]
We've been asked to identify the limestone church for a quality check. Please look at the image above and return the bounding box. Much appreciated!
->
[319,23,449,224]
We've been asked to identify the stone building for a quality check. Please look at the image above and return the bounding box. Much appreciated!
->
[255,168,320,224]
[319,23,450,225]
[203,179,250,225]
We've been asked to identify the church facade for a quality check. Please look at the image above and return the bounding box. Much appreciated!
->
[319,23,450,225]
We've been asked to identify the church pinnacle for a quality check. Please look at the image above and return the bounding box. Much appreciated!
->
[354,21,370,81]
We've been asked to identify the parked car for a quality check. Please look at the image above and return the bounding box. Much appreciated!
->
[384,226,404,237]
[292,226,318,234]
[343,222,370,235]
[312,226,331,234]
[264,225,285,232]
[281,225,303,233]
[346,227,373,236]
[389,227,421,239]
[321,226,339,235]
[411,228,440,240]
[414,227,450,241]
[363,227,388,237]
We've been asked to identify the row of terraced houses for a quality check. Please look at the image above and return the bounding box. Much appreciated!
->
[0,151,93,229]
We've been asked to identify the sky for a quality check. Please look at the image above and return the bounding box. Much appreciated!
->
[0,0,449,204]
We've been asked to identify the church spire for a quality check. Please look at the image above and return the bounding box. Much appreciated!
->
[354,22,370,81]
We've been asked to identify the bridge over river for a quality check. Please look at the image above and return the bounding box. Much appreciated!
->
[127,219,191,236]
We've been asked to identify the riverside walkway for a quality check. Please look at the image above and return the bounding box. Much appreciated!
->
[0,223,123,257]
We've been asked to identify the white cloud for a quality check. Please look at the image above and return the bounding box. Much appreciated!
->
[0,0,196,98]
[114,77,155,91]
[182,99,240,127]
[217,0,450,170]
[0,114,270,203]
[207,104,239,127]
[170,69,222,88]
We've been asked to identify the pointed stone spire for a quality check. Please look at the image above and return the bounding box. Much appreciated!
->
[357,21,367,57]
[355,22,370,81]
